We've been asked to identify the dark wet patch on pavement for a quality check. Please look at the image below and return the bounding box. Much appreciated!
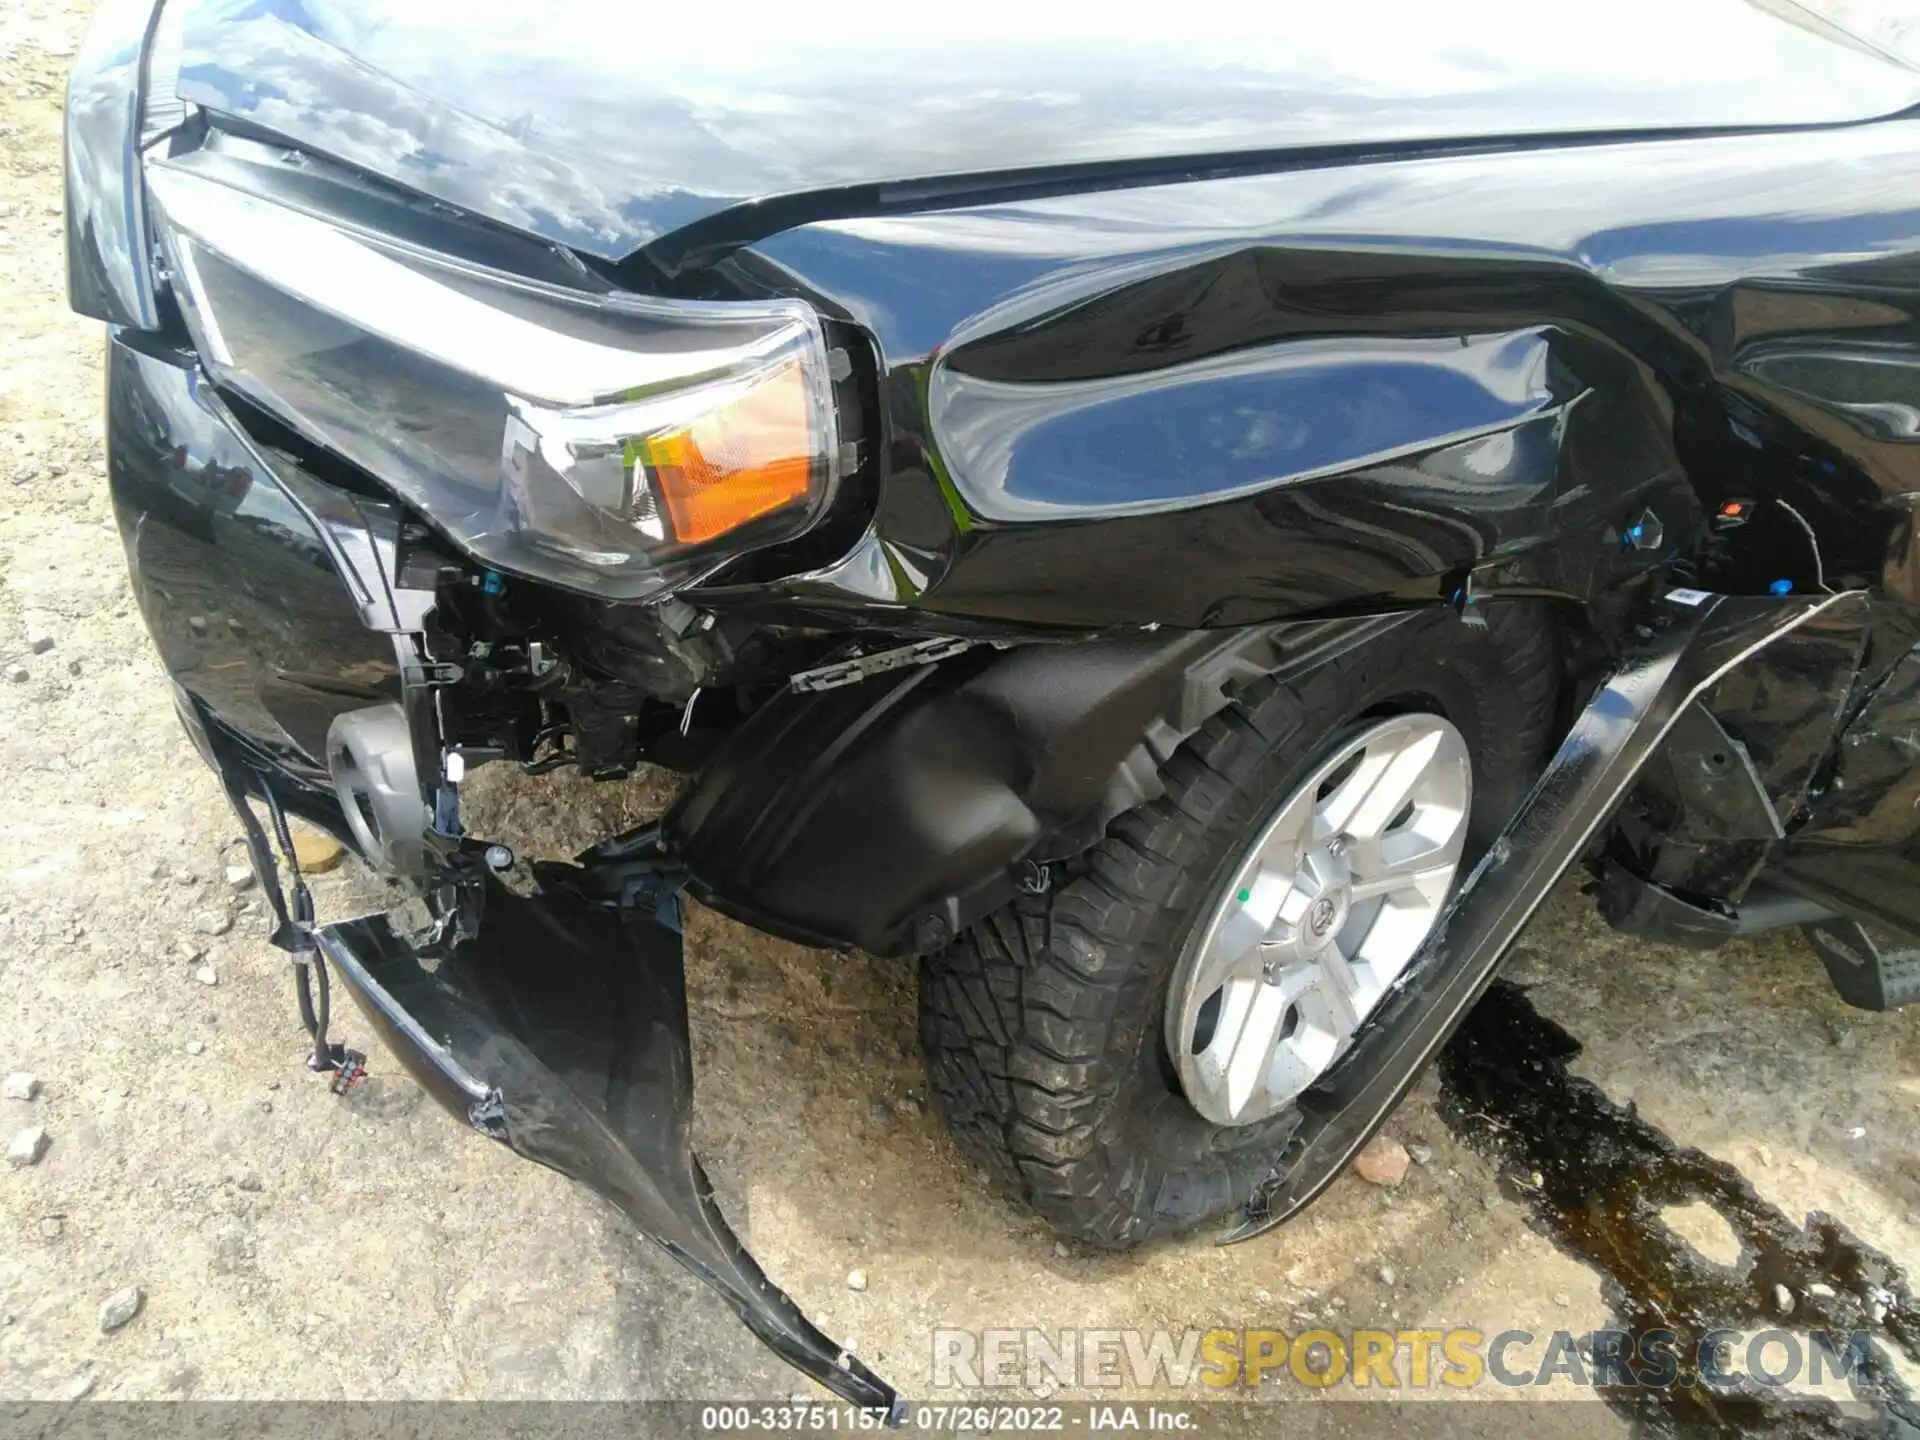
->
[1438,980,1918,1437]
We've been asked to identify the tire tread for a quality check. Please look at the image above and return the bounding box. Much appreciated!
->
[919,606,1559,1246]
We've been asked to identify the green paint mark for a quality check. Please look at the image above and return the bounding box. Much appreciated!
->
[1236,888,1252,903]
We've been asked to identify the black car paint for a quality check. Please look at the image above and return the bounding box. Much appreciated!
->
[107,337,400,778]
[163,0,1920,261]
[86,10,1920,640]
[104,3,1920,635]
[314,872,899,1415]
[717,120,1920,631]
[65,0,1920,1412]
[66,0,165,329]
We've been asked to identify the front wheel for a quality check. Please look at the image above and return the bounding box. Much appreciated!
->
[918,606,1559,1247]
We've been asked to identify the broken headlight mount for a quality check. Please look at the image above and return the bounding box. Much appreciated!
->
[131,125,866,878]
[139,131,862,856]
[143,137,849,604]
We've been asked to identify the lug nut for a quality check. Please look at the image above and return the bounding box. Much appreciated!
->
[484,844,516,873]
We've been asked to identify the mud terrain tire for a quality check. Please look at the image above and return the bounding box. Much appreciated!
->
[918,605,1559,1247]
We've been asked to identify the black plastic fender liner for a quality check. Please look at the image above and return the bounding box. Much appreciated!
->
[669,614,1417,956]
[1225,587,1867,1242]
[316,872,901,1414]
[1776,637,1920,939]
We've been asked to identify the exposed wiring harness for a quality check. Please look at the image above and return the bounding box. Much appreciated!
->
[215,759,366,1093]
[1773,499,1833,593]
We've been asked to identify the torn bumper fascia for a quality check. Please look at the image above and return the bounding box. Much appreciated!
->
[207,737,900,1411]
[124,326,890,1398]
[313,871,900,1411]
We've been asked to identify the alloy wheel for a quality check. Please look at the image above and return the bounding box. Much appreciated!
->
[1165,713,1472,1127]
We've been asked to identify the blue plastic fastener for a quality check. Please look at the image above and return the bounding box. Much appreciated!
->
[481,571,505,596]
[1769,578,1794,595]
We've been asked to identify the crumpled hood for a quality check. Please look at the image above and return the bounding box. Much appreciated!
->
[177,0,1920,263]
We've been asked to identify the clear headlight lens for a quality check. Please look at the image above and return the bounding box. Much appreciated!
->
[145,160,839,600]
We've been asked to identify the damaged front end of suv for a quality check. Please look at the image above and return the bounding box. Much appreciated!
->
[68,0,1920,1408]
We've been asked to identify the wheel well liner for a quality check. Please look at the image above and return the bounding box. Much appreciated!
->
[667,614,1422,955]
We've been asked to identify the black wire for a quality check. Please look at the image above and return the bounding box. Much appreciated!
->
[216,762,296,942]
[205,740,349,1076]
[521,727,577,776]
[255,779,332,1072]
[312,944,331,1072]
[259,783,300,882]
[294,963,318,1036]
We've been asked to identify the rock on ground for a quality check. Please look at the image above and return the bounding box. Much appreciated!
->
[6,1125,48,1167]
[1353,1134,1411,1188]
[98,1286,143,1334]
[290,830,346,873]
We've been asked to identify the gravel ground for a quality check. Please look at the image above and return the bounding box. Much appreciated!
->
[0,3,1915,1431]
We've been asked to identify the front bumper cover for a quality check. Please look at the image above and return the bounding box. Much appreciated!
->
[314,869,900,1412]
[106,319,898,1409]
[210,739,902,1411]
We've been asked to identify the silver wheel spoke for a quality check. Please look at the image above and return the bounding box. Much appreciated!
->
[1255,795,1314,869]
[1316,727,1442,841]
[1314,748,1395,838]
[1221,980,1292,1121]
[1188,867,1287,996]
[1313,944,1365,1038]
[1349,861,1457,905]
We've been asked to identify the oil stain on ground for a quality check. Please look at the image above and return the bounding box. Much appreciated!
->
[1438,981,1918,1437]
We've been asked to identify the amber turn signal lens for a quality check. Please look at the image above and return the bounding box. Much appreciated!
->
[640,362,817,546]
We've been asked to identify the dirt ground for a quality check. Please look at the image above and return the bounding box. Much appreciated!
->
[0,2,1915,1432]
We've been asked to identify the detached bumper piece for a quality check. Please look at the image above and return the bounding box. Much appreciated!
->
[314,867,899,1413]
[1227,588,1865,1240]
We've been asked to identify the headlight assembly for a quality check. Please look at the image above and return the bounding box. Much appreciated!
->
[145,158,841,601]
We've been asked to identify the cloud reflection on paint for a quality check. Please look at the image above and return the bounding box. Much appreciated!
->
[172,0,1920,261]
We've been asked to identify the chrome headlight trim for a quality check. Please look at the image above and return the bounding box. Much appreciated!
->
[147,166,813,408]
